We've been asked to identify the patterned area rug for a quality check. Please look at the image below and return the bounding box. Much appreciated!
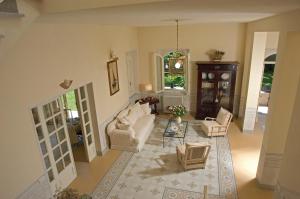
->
[92,119,237,199]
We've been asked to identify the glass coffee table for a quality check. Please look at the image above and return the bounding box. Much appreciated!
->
[163,120,188,147]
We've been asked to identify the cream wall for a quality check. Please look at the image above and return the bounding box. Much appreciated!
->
[241,9,300,153]
[238,9,300,187]
[275,32,300,198]
[0,14,138,199]
[138,23,246,113]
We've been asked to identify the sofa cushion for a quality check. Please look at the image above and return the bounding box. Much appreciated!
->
[133,114,155,143]
[141,103,151,115]
[201,120,227,133]
[216,107,231,125]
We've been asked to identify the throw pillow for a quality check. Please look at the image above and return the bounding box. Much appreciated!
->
[116,122,130,130]
[118,117,131,125]
[140,103,151,115]
[117,107,130,120]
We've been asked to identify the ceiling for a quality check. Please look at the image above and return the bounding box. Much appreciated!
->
[39,0,300,26]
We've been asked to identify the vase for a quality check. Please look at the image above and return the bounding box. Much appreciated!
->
[175,116,182,124]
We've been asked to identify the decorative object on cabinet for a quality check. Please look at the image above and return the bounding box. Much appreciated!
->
[206,49,225,61]
[196,61,238,120]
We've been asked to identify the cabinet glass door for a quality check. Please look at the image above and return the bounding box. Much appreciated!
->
[218,72,232,110]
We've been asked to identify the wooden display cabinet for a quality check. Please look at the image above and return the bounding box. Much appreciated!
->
[196,61,238,119]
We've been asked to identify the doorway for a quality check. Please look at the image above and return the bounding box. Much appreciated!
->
[30,83,98,194]
[242,32,279,132]
[257,53,277,129]
[62,90,88,162]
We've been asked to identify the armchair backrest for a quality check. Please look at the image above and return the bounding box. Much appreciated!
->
[185,144,211,164]
[216,107,233,128]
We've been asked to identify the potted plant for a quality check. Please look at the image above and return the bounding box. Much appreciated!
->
[168,105,187,124]
[54,188,91,199]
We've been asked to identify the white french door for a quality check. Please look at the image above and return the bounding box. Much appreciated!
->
[75,85,97,162]
[31,97,77,194]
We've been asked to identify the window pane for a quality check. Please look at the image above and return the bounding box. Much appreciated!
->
[82,100,87,112]
[51,100,60,114]
[80,87,85,99]
[43,104,52,119]
[58,128,66,142]
[48,169,54,182]
[31,108,40,124]
[50,133,59,148]
[46,119,55,133]
[84,112,89,123]
[44,155,51,169]
[56,159,64,173]
[87,135,92,145]
[40,141,47,155]
[61,141,68,155]
[36,126,44,141]
[53,147,62,161]
[55,114,63,128]
[64,153,71,167]
[85,123,91,135]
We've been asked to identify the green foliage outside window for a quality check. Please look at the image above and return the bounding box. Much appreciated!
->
[164,74,185,88]
[164,51,186,89]
[261,64,275,92]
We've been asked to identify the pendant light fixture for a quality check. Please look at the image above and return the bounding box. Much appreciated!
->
[173,19,185,69]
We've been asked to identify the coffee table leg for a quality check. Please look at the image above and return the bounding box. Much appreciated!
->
[163,136,164,148]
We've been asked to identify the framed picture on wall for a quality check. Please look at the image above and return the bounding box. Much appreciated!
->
[107,59,120,96]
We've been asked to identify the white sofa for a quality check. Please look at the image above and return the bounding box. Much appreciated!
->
[107,102,155,152]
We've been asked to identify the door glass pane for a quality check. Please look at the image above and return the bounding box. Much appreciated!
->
[87,135,92,145]
[46,119,55,133]
[36,126,44,141]
[48,169,54,182]
[61,141,68,155]
[84,112,89,123]
[53,147,62,161]
[82,100,87,112]
[58,128,66,142]
[44,155,51,169]
[55,114,63,128]
[50,133,59,148]
[56,159,64,173]
[31,108,40,124]
[40,141,47,155]
[43,104,52,119]
[80,87,85,99]
[64,153,71,167]
[51,100,60,114]
[85,123,91,135]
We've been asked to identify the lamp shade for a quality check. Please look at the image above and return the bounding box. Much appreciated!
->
[139,83,153,92]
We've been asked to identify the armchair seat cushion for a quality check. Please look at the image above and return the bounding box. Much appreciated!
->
[201,120,226,133]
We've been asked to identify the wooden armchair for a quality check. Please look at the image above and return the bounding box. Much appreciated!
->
[176,142,211,170]
[201,107,233,137]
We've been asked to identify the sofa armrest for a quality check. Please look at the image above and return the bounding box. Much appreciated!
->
[109,128,138,146]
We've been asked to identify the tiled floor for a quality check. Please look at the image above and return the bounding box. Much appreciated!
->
[68,114,273,199]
